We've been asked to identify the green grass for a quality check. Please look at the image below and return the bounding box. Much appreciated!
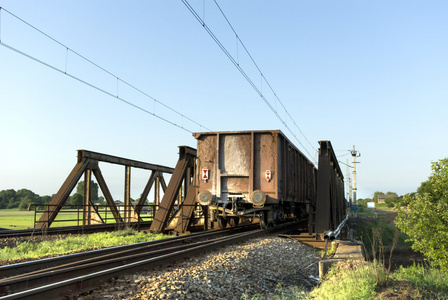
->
[308,261,385,300]
[260,262,448,300]
[0,208,152,230]
[355,206,411,251]
[0,208,96,229]
[0,228,169,261]
[356,205,390,217]
[306,262,448,300]
[356,217,411,251]
[304,207,447,300]
[0,208,35,230]
[373,203,395,211]
[394,264,448,298]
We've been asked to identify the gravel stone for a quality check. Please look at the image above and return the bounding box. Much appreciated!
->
[79,234,320,299]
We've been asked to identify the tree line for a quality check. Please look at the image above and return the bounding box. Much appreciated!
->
[0,181,106,210]
[357,191,411,208]
[0,189,54,210]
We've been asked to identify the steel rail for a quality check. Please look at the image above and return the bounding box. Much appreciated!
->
[0,223,257,278]
[0,222,296,300]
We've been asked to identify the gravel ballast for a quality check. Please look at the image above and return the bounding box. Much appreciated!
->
[78,235,321,300]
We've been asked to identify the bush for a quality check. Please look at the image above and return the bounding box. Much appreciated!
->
[357,199,368,208]
[395,158,448,272]
[384,197,395,208]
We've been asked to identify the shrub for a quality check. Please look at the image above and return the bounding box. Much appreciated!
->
[395,158,448,272]
[384,197,395,208]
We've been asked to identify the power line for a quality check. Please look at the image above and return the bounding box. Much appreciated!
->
[182,0,318,164]
[0,7,211,133]
[335,152,351,157]
[338,160,353,168]
[213,0,315,149]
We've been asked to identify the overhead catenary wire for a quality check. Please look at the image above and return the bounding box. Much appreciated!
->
[335,152,351,157]
[213,0,316,150]
[182,0,318,164]
[0,6,211,134]
[338,160,353,168]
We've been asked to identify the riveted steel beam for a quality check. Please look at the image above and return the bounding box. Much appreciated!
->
[77,150,174,173]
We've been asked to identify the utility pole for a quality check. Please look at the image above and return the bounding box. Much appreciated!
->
[346,159,352,211]
[351,145,360,216]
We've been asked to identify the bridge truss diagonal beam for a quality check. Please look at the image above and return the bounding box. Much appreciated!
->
[36,158,90,228]
[36,150,174,229]
[150,146,197,233]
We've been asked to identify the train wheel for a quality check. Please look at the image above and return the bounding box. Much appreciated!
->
[229,217,239,227]
[217,217,228,229]
[259,212,268,229]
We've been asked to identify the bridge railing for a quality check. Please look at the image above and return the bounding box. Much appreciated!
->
[32,204,158,228]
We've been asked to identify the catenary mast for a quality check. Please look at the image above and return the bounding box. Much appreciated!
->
[351,145,360,216]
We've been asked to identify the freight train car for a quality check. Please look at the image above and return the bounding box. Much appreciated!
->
[193,130,317,229]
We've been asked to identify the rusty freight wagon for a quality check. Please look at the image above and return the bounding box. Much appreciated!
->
[193,130,317,229]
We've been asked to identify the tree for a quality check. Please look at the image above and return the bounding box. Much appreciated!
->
[41,195,53,205]
[16,189,39,210]
[384,197,396,208]
[357,198,368,207]
[0,189,17,209]
[75,180,100,203]
[0,190,16,208]
[395,158,448,272]
[98,196,106,205]
[69,193,83,207]
[0,189,54,209]
[373,191,384,203]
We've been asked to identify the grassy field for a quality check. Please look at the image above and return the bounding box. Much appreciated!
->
[0,208,93,229]
[0,209,35,230]
[0,208,147,230]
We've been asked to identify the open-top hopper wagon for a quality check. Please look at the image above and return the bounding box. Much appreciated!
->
[193,130,317,229]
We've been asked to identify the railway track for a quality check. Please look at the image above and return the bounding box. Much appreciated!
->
[0,222,297,300]
[0,222,153,239]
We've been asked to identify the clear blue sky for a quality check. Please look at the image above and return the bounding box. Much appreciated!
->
[0,1,447,201]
